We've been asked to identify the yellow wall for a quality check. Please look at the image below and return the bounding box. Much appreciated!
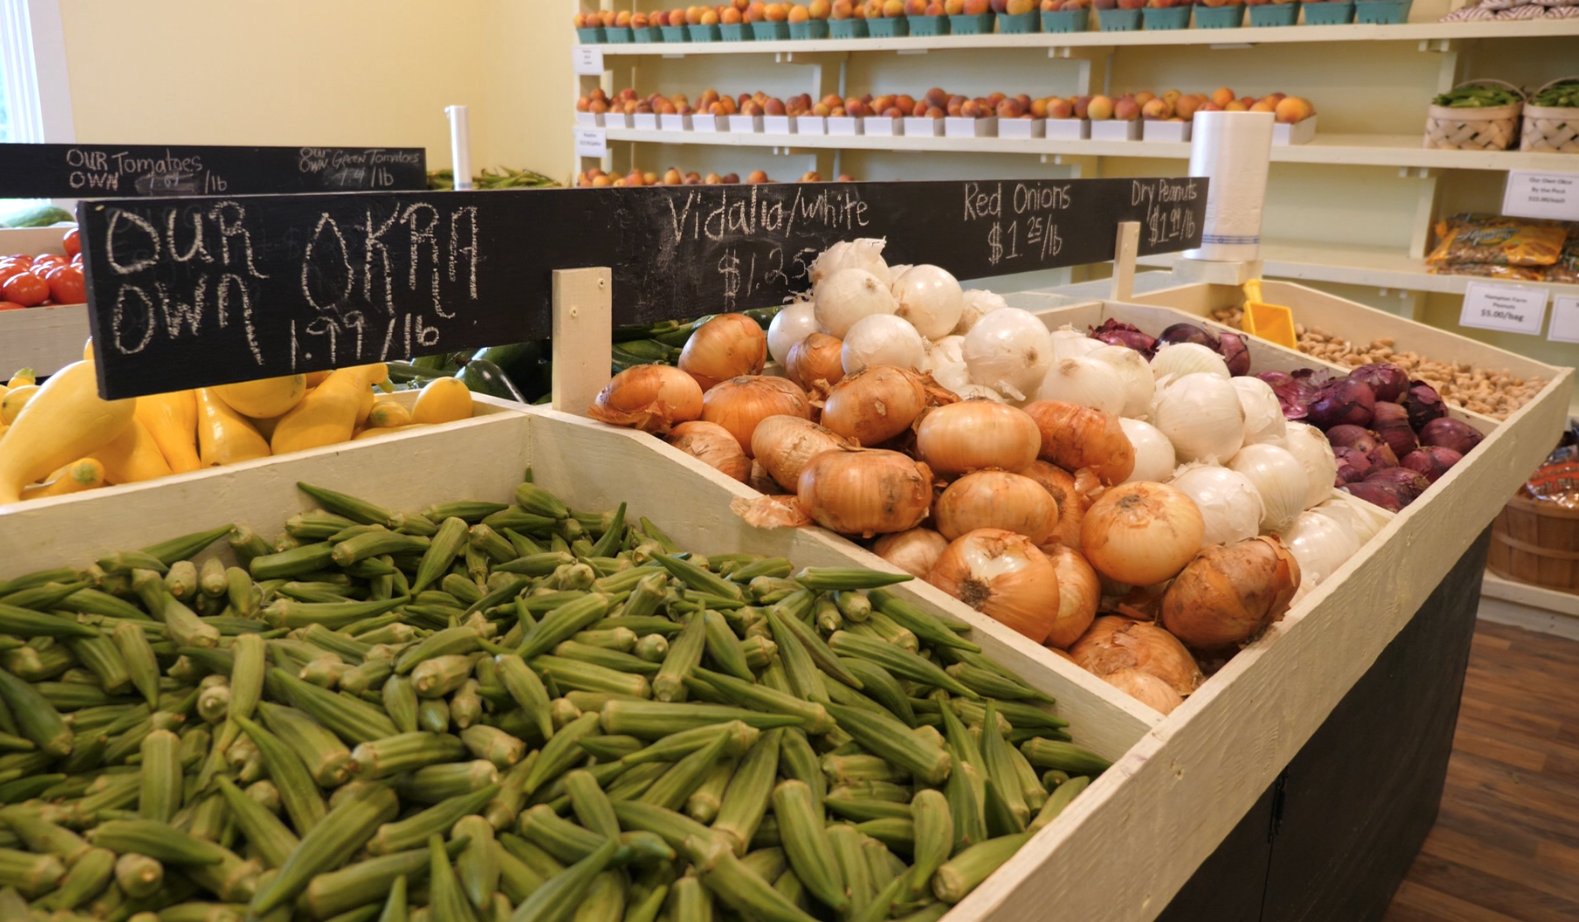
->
[55,0,576,182]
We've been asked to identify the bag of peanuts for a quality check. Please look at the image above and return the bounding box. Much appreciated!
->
[1520,427,1579,511]
[1427,219,1568,268]
[1431,262,1547,281]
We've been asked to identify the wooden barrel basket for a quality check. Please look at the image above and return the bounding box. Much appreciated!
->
[1489,494,1579,594]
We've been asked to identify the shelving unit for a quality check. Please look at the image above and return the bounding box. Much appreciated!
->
[572,3,1579,348]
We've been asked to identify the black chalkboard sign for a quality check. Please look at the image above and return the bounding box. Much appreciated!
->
[0,144,426,199]
[78,177,1206,399]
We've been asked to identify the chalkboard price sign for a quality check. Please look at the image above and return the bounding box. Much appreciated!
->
[0,144,427,199]
[78,177,1206,399]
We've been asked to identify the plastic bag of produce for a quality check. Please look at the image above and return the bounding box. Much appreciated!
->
[1426,221,1567,267]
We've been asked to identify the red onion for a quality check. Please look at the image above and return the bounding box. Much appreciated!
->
[1365,441,1399,470]
[1404,381,1445,432]
[1401,446,1461,483]
[1325,425,1374,449]
[1368,402,1417,459]
[1364,466,1429,502]
[1347,364,1409,403]
[1090,319,1157,359]
[1419,417,1483,456]
[1216,332,1251,377]
[1257,369,1325,421]
[1342,480,1408,513]
[1334,447,1371,483]
[1308,379,1376,430]
[1158,322,1219,351]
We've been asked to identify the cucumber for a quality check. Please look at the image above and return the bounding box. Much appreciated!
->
[0,205,74,229]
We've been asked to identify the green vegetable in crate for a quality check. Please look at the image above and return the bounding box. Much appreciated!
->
[425,166,560,191]
[0,475,1102,919]
[1531,80,1579,109]
[1431,84,1522,109]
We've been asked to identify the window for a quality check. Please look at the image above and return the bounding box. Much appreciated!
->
[1,0,74,145]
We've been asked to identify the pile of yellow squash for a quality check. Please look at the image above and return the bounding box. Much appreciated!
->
[0,344,476,506]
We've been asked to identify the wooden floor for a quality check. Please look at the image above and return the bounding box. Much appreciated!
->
[1383,619,1579,922]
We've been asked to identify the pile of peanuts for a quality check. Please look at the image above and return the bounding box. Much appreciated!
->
[1209,307,1544,420]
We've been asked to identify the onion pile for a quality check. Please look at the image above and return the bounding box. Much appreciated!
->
[679,313,768,391]
[666,420,750,482]
[702,376,811,455]
[1159,536,1301,650]
[927,528,1062,643]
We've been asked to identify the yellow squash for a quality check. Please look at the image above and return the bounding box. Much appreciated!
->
[304,370,333,388]
[366,399,413,429]
[352,423,426,441]
[83,339,94,360]
[90,414,175,485]
[0,360,136,506]
[355,364,389,428]
[212,374,308,419]
[270,364,384,456]
[20,458,105,500]
[195,389,272,467]
[410,377,473,425]
[135,390,202,474]
[6,368,34,388]
[1,385,39,425]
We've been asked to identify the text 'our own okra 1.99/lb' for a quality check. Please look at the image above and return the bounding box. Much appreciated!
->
[0,474,1109,920]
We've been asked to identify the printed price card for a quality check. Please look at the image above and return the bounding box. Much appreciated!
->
[1549,295,1579,344]
[572,46,605,76]
[575,130,608,158]
[1459,281,1549,336]
[1502,170,1579,222]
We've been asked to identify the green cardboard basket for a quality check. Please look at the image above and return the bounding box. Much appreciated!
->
[1354,0,1410,22]
[1193,4,1245,26]
[1143,5,1191,28]
[660,25,689,40]
[909,13,951,33]
[1042,8,1090,30]
[829,17,871,36]
[868,16,910,35]
[1302,0,1354,23]
[1098,8,1141,30]
[719,22,749,39]
[752,20,791,38]
[948,12,995,32]
[576,26,605,43]
[999,10,1040,30]
[789,19,832,37]
[632,25,662,41]
[1247,2,1298,25]
[605,26,634,42]
[687,23,721,40]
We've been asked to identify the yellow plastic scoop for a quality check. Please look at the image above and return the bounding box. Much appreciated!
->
[1239,280,1297,349]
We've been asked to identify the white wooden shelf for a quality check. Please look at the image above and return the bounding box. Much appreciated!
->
[1134,240,1579,295]
[600,127,1579,171]
[591,19,1579,55]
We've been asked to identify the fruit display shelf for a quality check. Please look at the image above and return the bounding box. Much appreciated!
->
[598,125,1579,171]
[0,227,89,377]
[587,16,1579,51]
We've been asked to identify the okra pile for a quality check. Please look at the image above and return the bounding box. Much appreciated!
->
[0,473,1109,922]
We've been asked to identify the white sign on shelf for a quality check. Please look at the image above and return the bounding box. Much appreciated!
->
[1459,281,1549,336]
[572,46,605,76]
[1502,170,1579,222]
[1549,295,1579,344]
[575,130,608,159]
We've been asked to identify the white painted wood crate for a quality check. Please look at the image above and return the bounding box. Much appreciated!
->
[0,227,88,377]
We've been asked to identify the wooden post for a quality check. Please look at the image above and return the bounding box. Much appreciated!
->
[551,267,613,417]
[1110,220,1140,303]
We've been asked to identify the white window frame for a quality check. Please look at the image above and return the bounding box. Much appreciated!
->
[1,0,74,144]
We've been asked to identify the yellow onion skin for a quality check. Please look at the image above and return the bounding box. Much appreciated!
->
[679,313,768,392]
[1102,668,1184,715]
[751,416,851,492]
[1041,545,1099,650]
[1022,461,1086,550]
[933,471,1060,545]
[786,333,846,391]
[927,528,1062,643]
[914,401,1041,476]
[1069,615,1204,698]
[1022,400,1135,485]
[821,365,928,447]
[1080,482,1204,587]
[1159,536,1301,652]
[588,365,704,433]
[872,528,950,579]
[798,448,933,538]
[666,420,751,483]
[702,376,812,457]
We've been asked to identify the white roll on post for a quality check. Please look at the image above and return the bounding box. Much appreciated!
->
[446,104,474,191]
[1184,111,1274,263]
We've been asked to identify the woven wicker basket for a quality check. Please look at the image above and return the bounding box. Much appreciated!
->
[1520,77,1579,153]
[1424,79,1523,151]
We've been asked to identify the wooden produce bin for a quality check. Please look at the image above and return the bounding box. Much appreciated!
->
[0,227,88,377]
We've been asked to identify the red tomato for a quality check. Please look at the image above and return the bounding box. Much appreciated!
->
[0,264,27,287]
[31,255,64,271]
[3,254,32,268]
[46,267,84,304]
[62,228,80,257]
[0,302,25,312]
[1,272,50,308]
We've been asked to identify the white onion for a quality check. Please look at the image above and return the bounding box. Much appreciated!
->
[1151,373,1245,464]
[1150,342,1230,381]
[1231,376,1287,447]
[767,299,819,367]
[962,308,1053,403]
[814,268,898,339]
[1168,464,1264,547]
[923,335,971,393]
[890,265,964,340]
[953,289,1006,335]
[810,238,890,288]
[1119,418,1175,484]
[1050,327,1105,361]
[1283,422,1339,510]
[841,314,926,375]
[1228,443,1308,533]
[1279,510,1360,587]
[1314,493,1390,544]
[1090,344,1155,418]
[954,384,1007,402]
[1036,356,1126,415]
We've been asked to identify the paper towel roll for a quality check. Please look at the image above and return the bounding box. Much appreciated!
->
[1184,111,1274,262]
